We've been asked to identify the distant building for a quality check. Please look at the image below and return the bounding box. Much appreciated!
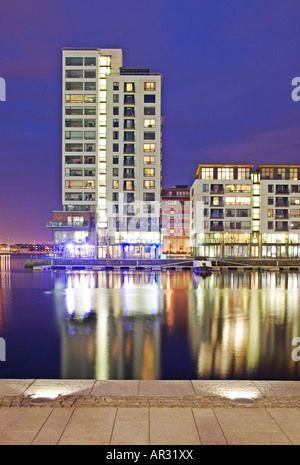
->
[190,164,300,259]
[161,186,190,255]
[47,48,163,259]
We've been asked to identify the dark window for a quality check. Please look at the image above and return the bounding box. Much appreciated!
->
[144,131,155,140]
[144,95,155,103]
[113,94,119,103]
[113,156,119,164]
[113,107,119,115]
[124,132,135,141]
[124,144,134,154]
[66,57,83,66]
[144,193,155,201]
[113,143,119,152]
[268,185,274,193]
[124,156,134,166]
[84,57,96,66]
[124,119,135,129]
[124,107,135,116]
[113,82,119,91]
[113,192,119,201]
[124,95,135,104]
[113,131,119,140]
[144,107,156,115]
[113,119,119,127]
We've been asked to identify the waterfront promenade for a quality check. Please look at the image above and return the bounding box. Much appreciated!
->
[2,379,300,445]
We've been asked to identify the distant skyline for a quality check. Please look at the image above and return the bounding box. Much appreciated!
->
[1,0,300,242]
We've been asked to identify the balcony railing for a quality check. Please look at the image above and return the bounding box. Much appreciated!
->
[46,221,90,229]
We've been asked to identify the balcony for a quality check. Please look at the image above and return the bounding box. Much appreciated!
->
[210,185,224,194]
[210,221,224,231]
[276,185,289,195]
[210,209,224,219]
[275,221,289,231]
[46,221,90,230]
[276,198,289,207]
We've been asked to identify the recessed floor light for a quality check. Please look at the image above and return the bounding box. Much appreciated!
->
[231,397,255,404]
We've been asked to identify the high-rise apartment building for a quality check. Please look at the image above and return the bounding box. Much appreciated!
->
[47,48,162,258]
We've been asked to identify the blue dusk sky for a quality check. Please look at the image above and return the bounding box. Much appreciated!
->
[0,0,300,242]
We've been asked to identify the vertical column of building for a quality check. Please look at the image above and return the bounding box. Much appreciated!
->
[251,170,261,257]
[106,69,162,258]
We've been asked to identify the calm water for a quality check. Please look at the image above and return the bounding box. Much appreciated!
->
[1,255,300,380]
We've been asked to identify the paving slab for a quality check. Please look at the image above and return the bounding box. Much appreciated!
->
[150,408,201,445]
[58,407,116,445]
[139,380,195,396]
[267,408,300,445]
[192,380,262,399]
[110,407,149,445]
[0,379,35,396]
[214,407,292,445]
[91,380,139,396]
[31,407,74,445]
[23,379,95,399]
[192,408,227,445]
[253,381,300,396]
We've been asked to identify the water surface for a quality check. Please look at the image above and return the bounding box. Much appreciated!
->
[0,255,300,380]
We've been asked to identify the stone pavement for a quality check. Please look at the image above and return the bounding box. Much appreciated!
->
[1,379,300,445]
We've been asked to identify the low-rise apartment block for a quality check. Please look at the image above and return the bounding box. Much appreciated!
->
[190,164,300,259]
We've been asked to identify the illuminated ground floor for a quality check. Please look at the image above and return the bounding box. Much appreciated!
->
[193,233,300,259]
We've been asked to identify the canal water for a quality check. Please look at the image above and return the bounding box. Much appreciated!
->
[0,255,300,380]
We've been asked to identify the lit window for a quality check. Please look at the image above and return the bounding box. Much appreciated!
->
[201,167,214,179]
[65,95,83,103]
[144,180,155,189]
[236,184,251,193]
[65,180,83,189]
[113,180,119,189]
[144,119,156,128]
[225,185,235,193]
[290,168,298,180]
[84,95,96,103]
[144,82,156,91]
[144,168,155,177]
[267,209,274,217]
[225,197,236,205]
[125,82,134,92]
[84,180,95,189]
[144,143,155,152]
[261,168,274,179]
[218,167,234,180]
[144,156,155,165]
[100,56,110,66]
[236,197,251,205]
[238,168,251,180]
[124,180,134,190]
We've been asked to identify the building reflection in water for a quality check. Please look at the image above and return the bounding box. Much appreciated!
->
[54,270,163,380]
[0,255,11,334]
[53,269,300,380]
[190,271,300,379]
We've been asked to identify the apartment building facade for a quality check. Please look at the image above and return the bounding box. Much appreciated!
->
[161,185,190,255]
[190,164,300,259]
[47,48,162,258]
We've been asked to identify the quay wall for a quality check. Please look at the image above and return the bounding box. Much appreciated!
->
[24,257,300,270]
